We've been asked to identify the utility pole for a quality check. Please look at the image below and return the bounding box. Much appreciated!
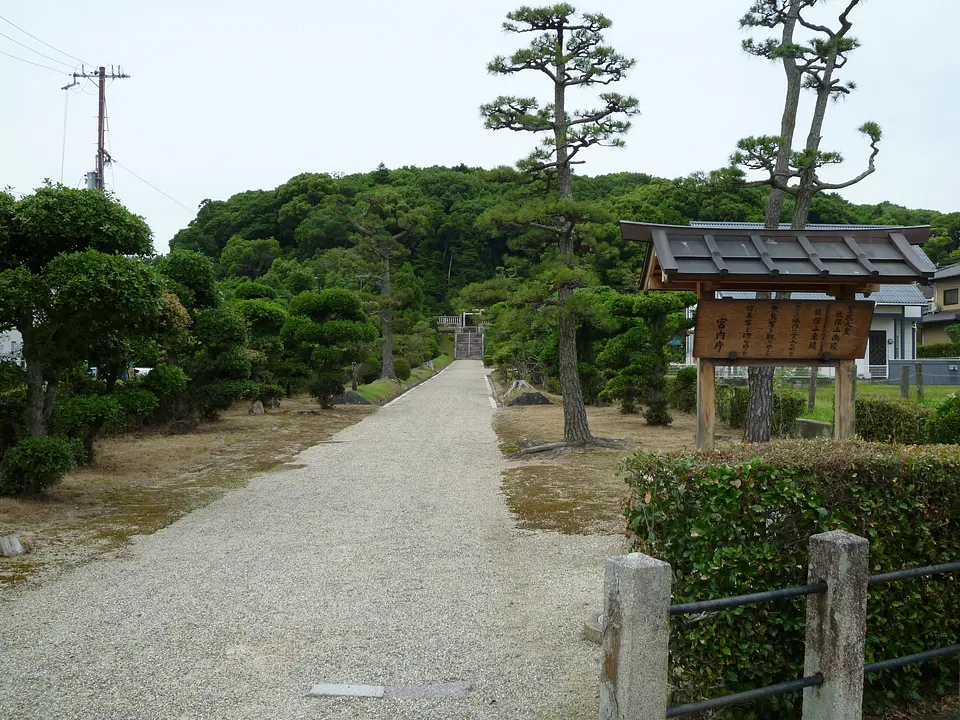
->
[70,65,130,190]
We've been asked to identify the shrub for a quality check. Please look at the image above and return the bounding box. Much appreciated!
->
[0,361,25,392]
[856,395,932,444]
[111,387,159,432]
[257,383,284,408]
[926,393,960,444]
[0,387,26,456]
[668,366,697,412]
[195,380,260,419]
[51,394,122,461]
[234,282,278,300]
[142,364,189,422]
[360,358,381,384]
[917,342,960,358]
[0,436,76,494]
[142,364,189,398]
[716,384,804,436]
[393,357,411,381]
[622,441,960,718]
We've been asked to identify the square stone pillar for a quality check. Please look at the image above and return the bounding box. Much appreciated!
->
[599,553,671,720]
[802,530,869,720]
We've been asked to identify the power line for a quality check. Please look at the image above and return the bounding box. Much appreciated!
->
[0,30,73,68]
[0,48,67,74]
[112,160,193,212]
[0,13,92,67]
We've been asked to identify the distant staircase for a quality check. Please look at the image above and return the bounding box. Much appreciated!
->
[454,327,484,360]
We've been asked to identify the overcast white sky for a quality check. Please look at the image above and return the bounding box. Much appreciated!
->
[5,0,958,253]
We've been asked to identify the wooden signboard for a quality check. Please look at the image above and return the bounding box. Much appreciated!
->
[694,299,873,361]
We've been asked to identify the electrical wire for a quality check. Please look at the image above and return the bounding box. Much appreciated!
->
[0,48,67,74]
[111,160,193,212]
[0,30,73,67]
[0,13,93,67]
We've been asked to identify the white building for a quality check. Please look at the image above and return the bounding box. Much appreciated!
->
[0,329,24,367]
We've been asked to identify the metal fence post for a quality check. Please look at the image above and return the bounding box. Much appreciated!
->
[599,553,671,720]
[802,530,869,720]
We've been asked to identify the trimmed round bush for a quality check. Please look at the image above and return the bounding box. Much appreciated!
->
[926,393,960,444]
[234,282,278,300]
[111,387,159,432]
[393,357,411,381]
[142,364,188,399]
[360,358,381,384]
[0,436,76,495]
[669,365,697,412]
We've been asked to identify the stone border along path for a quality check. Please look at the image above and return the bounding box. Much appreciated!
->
[0,360,621,720]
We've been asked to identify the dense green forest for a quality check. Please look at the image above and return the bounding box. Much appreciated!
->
[170,165,960,311]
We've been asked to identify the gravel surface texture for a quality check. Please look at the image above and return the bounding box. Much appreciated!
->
[0,360,620,719]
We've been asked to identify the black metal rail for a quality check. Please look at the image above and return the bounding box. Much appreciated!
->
[868,561,960,586]
[669,582,825,616]
[666,560,958,717]
[666,675,822,718]
[864,644,960,674]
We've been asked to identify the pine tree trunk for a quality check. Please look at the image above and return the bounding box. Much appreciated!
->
[552,33,591,445]
[380,258,396,380]
[746,4,802,442]
[558,284,591,445]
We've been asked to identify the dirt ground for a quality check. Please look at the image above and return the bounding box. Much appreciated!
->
[0,397,373,591]
[492,398,736,536]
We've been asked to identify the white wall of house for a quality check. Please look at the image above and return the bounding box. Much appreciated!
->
[0,329,23,366]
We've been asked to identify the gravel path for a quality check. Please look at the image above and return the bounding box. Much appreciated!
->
[0,360,620,720]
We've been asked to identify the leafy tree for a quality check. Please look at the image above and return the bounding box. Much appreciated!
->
[599,292,695,423]
[330,187,426,379]
[156,249,218,310]
[0,187,161,437]
[481,3,639,447]
[734,0,878,441]
[219,235,283,278]
[184,306,258,419]
[261,257,318,296]
[282,289,377,406]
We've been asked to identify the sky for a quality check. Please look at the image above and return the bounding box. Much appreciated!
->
[5,0,959,253]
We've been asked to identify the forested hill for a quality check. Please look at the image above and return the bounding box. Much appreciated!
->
[170,164,960,312]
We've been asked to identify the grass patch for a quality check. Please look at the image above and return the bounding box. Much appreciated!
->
[800,383,956,422]
[438,333,455,357]
[353,354,453,405]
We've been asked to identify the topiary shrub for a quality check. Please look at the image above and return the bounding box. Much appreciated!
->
[257,383,284,409]
[142,364,189,422]
[925,393,960,444]
[623,441,960,718]
[668,366,697,412]
[0,436,76,495]
[393,357,411,381]
[360,358,381,384]
[195,380,260,419]
[51,394,122,461]
[110,387,159,433]
[856,395,932,444]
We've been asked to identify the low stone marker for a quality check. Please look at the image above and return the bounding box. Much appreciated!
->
[0,534,24,557]
[249,400,265,415]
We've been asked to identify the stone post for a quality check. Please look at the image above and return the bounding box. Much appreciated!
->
[802,530,869,720]
[599,553,671,720]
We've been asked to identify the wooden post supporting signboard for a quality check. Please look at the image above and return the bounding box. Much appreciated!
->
[696,359,715,451]
[834,360,856,440]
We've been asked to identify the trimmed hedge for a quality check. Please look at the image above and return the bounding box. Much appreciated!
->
[623,441,960,718]
[856,395,932,444]
[926,393,960,444]
[0,436,77,495]
[917,342,960,358]
[715,384,805,436]
[667,366,697,412]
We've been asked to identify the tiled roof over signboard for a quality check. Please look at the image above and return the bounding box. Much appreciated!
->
[620,222,935,294]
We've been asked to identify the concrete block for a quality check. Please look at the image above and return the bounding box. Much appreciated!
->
[599,553,671,720]
[802,530,869,720]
